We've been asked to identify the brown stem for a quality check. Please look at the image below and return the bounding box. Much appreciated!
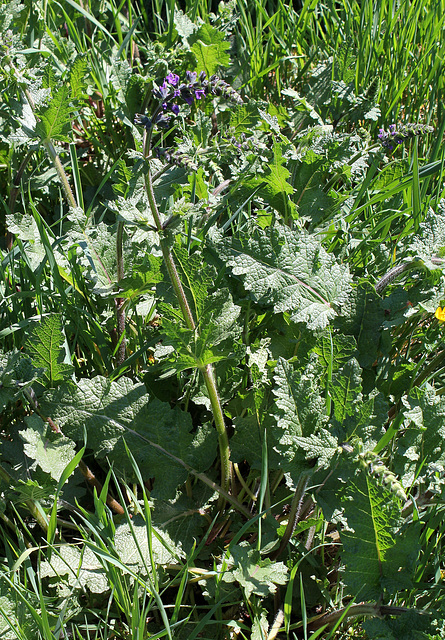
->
[270,474,309,560]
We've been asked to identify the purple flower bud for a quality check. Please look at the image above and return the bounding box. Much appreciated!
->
[134,113,152,130]
[171,104,180,115]
[153,112,171,128]
[180,86,194,105]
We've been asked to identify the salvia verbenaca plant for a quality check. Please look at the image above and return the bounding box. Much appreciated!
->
[377,122,434,150]
[133,71,243,498]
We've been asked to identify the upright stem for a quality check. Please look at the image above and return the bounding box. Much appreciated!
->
[115,221,126,366]
[143,127,231,494]
[44,139,77,209]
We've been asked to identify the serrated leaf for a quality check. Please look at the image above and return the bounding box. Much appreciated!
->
[20,414,77,481]
[69,55,87,100]
[40,544,109,593]
[258,108,280,133]
[35,85,73,142]
[408,201,445,269]
[190,24,230,75]
[40,377,217,499]
[174,9,198,41]
[324,462,418,601]
[272,358,327,478]
[230,104,261,134]
[224,542,288,598]
[211,224,352,330]
[330,358,363,425]
[334,282,385,369]
[161,288,242,371]
[293,428,339,469]
[114,514,184,571]
[24,314,74,387]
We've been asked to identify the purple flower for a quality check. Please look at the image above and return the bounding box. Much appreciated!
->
[378,122,434,151]
[171,104,180,115]
[165,72,179,86]
[194,88,206,100]
[153,81,172,101]
[185,71,197,83]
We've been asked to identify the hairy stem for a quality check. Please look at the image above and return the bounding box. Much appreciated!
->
[115,221,126,366]
[44,139,77,209]
[143,125,231,495]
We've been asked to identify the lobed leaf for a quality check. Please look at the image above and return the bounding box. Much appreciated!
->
[210,224,352,330]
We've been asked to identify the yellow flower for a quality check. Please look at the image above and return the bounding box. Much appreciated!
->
[435,307,445,322]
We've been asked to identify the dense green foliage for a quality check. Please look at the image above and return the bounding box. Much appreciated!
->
[1,0,445,638]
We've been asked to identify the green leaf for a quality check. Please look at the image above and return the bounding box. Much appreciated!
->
[161,288,242,371]
[230,104,261,134]
[322,462,418,601]
[40,544,109,593]
[35,85,73,142]
[40,377,217,499]
[69,54,87,100]
[244,143,296,217]
[271,357,328,478]
[20,414,77,482]
[393,385,445,488]
[0,350,43,411]
[330,358,363,425]
[190,24,230,76]
[408,201,445,269]
[334,282,385,369]
[210,224,352,330]
[24,314,74,387]
[224,542,288,599]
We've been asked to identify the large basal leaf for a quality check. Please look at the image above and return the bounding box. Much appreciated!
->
[24,314,74,387]
[40,377,217,499]
[210,224,352,330]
